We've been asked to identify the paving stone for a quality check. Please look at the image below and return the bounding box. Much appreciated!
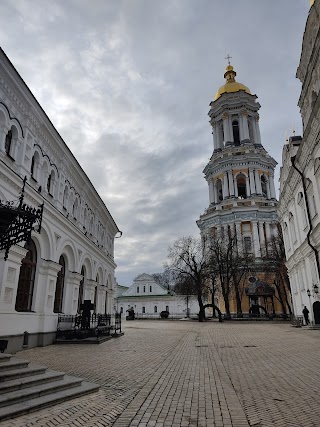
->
[2,321,320,426]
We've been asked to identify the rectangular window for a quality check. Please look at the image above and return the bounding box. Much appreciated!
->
[142,306,145,313]
[154,306,157,313]
[137,286,139,294]
[150,285,152,292]
[166,306,169,312]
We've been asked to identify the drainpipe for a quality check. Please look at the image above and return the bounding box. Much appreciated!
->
[291,156,320,284]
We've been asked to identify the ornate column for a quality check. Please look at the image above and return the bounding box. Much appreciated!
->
[269,173,276,199]
[223,113,231,145]
[265,222,271,243]
[36,259,62,314]
[252,221,261,257]
[228,171,235,197]
[223,172,229,199]
[97,285,106,314]
[84,279,97,303]
[63,271,83,315]
[255,116,262,145]
[255,170,262,195]
[235,222,242,251]
[208,180,214,204]
[241,111,250,142]
[213,183,218,204]
[234,176,238,197]
[258,222,266,257]
[212,123,219,151]
[0,124,10,157]
[266,179,271,199]
[0,244,28,314]
[246,176,251,197]
[249,169,256,195]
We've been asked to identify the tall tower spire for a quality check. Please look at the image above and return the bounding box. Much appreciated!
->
[197,63,279,317]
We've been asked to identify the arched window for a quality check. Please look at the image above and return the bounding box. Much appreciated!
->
[83,209,87,229]
[150,285,152,292]
[54,256,65,313]
[78,267,85,313]
[5,129,13,157]
[232,120,240,146]
[143,285,146,293]
[289,212,297,244]
[261,175,268,198]
[30,152,40,180]
[73,198,78,219]
[297,192,308,228]
[47,173,51,194]
[15,240,37,312]
[63,186,68,209]
[137,286,140,294]
[31,156,35,177]
[154,306,157,313]
[166,306,169,312]
[142,306,145,313]
[236,174,247,199]
[283,222,290,251]
[47,170,55,196]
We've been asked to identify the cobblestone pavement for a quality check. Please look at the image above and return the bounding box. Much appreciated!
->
[2,321,320,427]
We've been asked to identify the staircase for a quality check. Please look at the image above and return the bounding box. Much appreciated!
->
[0,353,99,421]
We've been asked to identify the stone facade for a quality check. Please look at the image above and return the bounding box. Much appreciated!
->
[278,0,320,322]
[0,48,120,352]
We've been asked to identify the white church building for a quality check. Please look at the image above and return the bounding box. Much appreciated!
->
[0,48,120,352]
[116,274,200,319]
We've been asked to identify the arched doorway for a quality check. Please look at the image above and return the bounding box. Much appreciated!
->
[313,301,320,324]
[15,240,37,312]
[54,256,65,313]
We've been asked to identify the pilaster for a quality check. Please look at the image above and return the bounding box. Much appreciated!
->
[0,245,28,313]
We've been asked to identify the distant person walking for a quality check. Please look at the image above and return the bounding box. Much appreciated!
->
[303,306,310,325]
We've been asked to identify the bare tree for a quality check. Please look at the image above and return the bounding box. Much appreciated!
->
[166,236,210,322]
[151,268,173,291]
[207,229,253,318]
[266,224,292,315]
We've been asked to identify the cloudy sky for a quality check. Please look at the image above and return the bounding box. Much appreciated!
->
[0,0,310,286]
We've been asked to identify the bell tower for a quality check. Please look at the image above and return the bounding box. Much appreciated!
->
[197,63,280,314]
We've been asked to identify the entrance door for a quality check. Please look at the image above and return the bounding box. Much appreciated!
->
[313,301,320,324]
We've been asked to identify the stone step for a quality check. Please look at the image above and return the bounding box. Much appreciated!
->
[0,358,29,372]
[0,375,82,408]
[0,370,65,395]
[0,364,47,382]
[0,354,11,363]
[0,381,99,421]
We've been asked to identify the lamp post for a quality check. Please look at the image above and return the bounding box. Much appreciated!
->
[307,289,313,325]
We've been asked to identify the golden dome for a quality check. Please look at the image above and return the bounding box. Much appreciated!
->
[214,64,251,101]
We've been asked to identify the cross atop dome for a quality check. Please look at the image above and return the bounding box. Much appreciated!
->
[225,54,232,65]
